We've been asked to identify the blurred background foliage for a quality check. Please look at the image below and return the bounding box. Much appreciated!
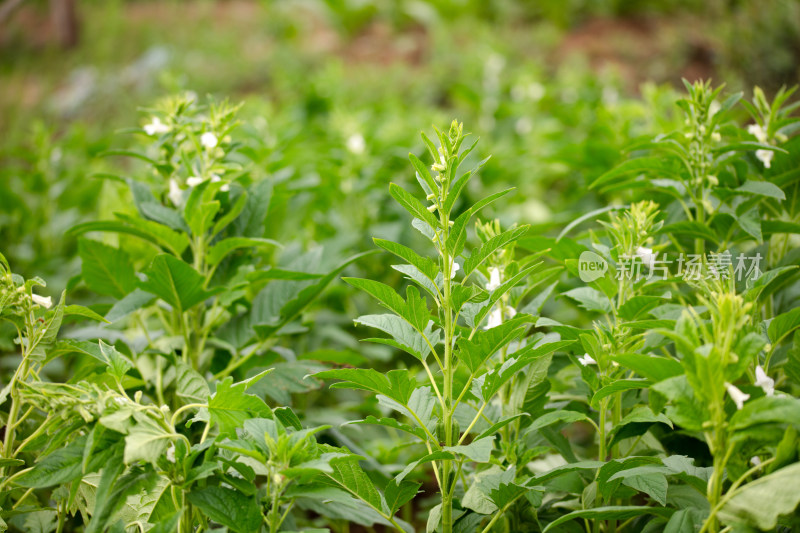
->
[0,0,798,343]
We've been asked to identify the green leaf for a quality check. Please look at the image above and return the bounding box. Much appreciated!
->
[99,340,133,382]
[469,263,542,328]
[456,316,531,374]
[373,238,439,283]
[316,368,416,406]
[104,289,155,323]
[590,157,679,190]
[664,509,698,533]
[21,511,57,533]
[611,353,683,381]
[607,406,673,449]
[85,461,156,533]
[389,182,439,229]
[345,278,428,331]
[356,314,434,362]
[529,460,604,485]
[462,466,517,514]
[16,440,84,488]
[139,254,222,313]
[252,251,375,340]
[591,379,651,409]
[618,295,670,321]
[212,189,248,237]
[475,414,528,440]
[207,237,281,270]
[563,287,612,314]
[394,451,454,485]
[246,268,323,282]
[768,307,800,345]
[462,226,529,277]
[207,372,273,436]
[528,410,591,432]
[234,179,273,237]
[64,304,110,324]
[446,188,514,256]
[481,341,571,400]
[68,216,190,256]
[730,396,800,431]
[444,437,494,462]
[187,486,263,533]
[321,456,389,516]
[718,463,800,530]
[736,180,786,200]
[78,239,137,299]
[124,414,173,465]
[542,506,673,532]
[658,220,718,244]
[408,152,438,195]
[609,470,668,506]
[385,480,421,516]
[351,416,428,441]
[175,362,210,405]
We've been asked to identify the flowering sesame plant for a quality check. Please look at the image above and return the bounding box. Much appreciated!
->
[1,80,800,533]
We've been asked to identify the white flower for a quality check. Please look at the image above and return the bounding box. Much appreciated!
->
[754,365,775,396]
[168,179,183,206]
[755,149,773,169]
[186,176,203,187]
[747,123,768,144]
[449,259,460,279]
[506,307,517,319]
[750,456,762,467]
[485,308,502,330]
[578,353,597,366]
[31,294,52,309]
[200,132,218,149]
[144,117,169,136]
[486,267,502,291]
[725,383,750,410]
[346,133,365,154]
[166,444,176,463]
[636,246,655,268]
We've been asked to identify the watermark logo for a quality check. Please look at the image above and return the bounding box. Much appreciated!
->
[579,251,608,282]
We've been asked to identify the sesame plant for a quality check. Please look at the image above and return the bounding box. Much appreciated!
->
[317,121,572,533]
[1,80,800,533]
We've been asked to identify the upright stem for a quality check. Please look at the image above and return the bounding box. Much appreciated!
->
[440,190,455,533]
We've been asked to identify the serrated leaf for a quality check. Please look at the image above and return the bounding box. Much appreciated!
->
[563,287,612,314]
[462,226,529,277]
[139,254,222,313]
[187,486,262,533]
[207,373,273,436]
[316,368,416,406]
[374,238,439,282]
[389,182,439,229]
[321,456,389,516]
[456,316,531,374]
[124,414,172,465]
[175,362,210,405]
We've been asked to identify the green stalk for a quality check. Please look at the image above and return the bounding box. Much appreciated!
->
[439,182,455,533]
